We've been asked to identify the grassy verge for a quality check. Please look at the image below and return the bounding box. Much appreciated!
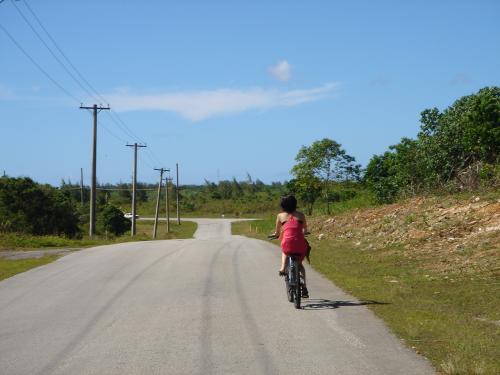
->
[232,219,499,375]
[0,255,60,281]
[0,220,197,250]
[0,220,197,282]
[133,220,197,240]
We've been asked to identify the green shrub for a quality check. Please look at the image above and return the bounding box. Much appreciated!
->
[0,176,80,237]
[97,204,131,236]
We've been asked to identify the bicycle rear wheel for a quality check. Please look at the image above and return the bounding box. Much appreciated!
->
[293,263,301,309]
[285,276,293,302]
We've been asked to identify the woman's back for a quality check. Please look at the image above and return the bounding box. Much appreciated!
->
[280,211,307,253]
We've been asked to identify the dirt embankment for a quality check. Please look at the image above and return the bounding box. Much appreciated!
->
[309,195,499,276]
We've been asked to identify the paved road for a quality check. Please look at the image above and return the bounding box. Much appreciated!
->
[0,219,434,374]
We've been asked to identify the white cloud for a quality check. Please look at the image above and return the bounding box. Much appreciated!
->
[105,83,338,121]
[268,60,292,81]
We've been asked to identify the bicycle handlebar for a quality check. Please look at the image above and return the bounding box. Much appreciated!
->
[267,232,310,240]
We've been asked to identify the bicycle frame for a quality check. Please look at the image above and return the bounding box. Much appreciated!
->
[285,254,303,309]
[266,235,305,309]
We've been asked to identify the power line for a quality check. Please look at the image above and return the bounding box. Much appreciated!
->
[21,0,107,103]
[5,0,167,173]
[10,0,98,101]
[97,187,156,191]
[99,117,128,144]
[105,111,143,144]
[10,0,149,145]
[0,22,80,103]
[15,0,148,150]
[106,111,164,166]
[15,0,166,167]
[61,187,156,191]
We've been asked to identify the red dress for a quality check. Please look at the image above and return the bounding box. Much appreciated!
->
[280,214,308,261]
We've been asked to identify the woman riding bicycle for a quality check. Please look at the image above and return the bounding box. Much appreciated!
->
[272,194,309,298]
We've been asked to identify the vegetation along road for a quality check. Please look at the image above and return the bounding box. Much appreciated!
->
[0,219,433,375]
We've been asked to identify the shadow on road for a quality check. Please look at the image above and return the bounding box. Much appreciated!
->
[302,299,389,310]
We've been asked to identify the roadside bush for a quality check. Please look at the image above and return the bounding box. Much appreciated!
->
[479,163,500,187]
[97,204,131,236]
[0,176,80,237]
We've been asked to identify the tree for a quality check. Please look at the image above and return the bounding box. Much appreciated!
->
[365,86,500,201]
[287,175,322,215]
[135,182,149,203]
[291,138,361,214]
[217,180,233,199]
[231,177,244,198]
[116,182,132,200]
[365,152,399,203]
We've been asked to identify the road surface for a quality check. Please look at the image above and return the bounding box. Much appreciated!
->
[0,219,434,374]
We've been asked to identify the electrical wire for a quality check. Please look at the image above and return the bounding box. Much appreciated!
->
[22,0,149,151]
[20,0,167,167]
[21,0,107,104]
[10,0,98,102]
[5,0,167,178]
[0,22,81,103]
[100,119,128,144]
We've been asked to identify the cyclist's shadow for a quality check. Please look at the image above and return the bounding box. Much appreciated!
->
[302,299,389,310]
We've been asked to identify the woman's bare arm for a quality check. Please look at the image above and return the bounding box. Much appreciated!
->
[274,215,283,237]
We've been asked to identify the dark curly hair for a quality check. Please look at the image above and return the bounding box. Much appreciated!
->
[280,195,297,213]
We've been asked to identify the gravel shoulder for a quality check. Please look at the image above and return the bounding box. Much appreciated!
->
[0,248,81,260]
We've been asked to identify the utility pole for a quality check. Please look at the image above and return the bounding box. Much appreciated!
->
[165,176,172,233]
[80,104,110,237]
[176,163,180,225]
[153,168,168,239]
[126,143,147,236]
[80,168,84,205]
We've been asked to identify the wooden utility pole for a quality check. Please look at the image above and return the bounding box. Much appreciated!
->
[153,168,168,239]
[126,143,147,236]
[80,168,84,205]
[165,176,172,233]
[176,163,180,225]
[80,104,110,237]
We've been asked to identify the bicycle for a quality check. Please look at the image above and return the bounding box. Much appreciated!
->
[268,234,306,309]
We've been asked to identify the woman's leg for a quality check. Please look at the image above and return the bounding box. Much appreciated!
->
[299,262,307,286]
[279,252,287,273]
[299,260,309,297]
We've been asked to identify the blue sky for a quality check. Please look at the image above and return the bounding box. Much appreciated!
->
[1,0,499,185]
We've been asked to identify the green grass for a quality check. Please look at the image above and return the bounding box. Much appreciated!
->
[0,221,197,282]
[133,220,197,240]
[232,215,276,237]
[0,255,60,281]
[232,219,500,375]
[0,233,103,249]
[313,188,378,215]
[0,220,197,250]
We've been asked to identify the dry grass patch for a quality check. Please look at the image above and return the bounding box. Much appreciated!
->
[309,194,499,276]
